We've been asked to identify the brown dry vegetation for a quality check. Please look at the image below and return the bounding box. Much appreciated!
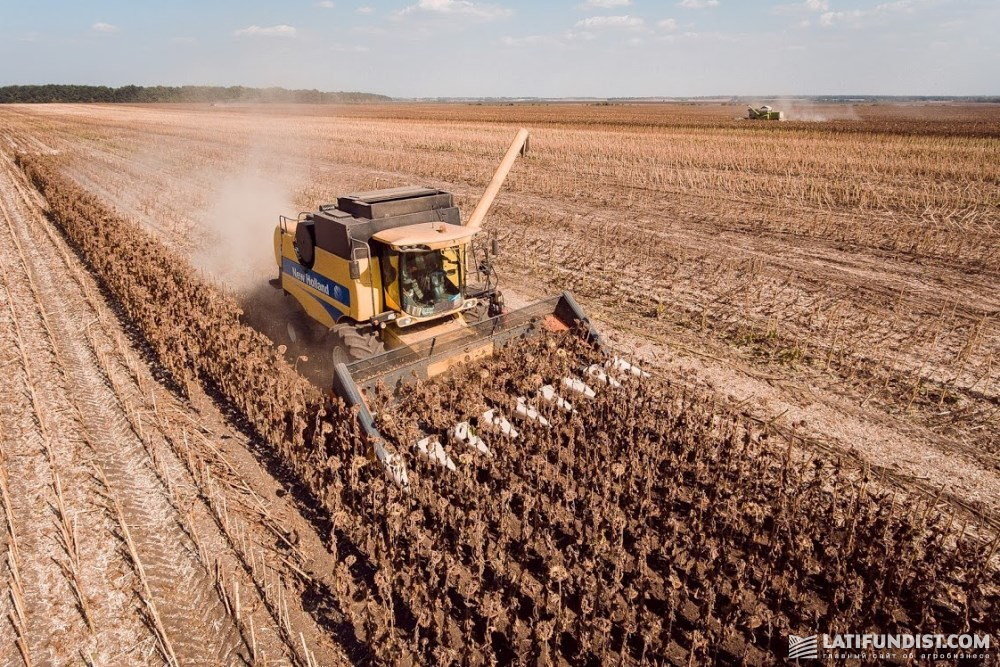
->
[0,130,340,666]
[11,153,1000,666]
[5,102,997,505]
[1,102,999,665]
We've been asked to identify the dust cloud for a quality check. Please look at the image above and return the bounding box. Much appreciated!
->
[776,99,860,121]
[191,159,298,293]
[186,124,317,360]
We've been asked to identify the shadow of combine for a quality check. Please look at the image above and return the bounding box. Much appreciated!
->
[237,282,334,388]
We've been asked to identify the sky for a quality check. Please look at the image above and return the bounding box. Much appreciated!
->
[0,0,997,98]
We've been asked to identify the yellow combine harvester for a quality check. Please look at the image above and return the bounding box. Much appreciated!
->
[273,129,632,485]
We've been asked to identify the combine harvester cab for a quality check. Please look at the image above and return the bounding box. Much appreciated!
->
[274,128,642,486]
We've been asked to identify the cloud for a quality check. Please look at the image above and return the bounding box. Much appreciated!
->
[575,14,645,29]
[658,18,678,30]
[660,29,740,43]
[234,25,298,38]
[395,0,512,21]
[92,22,119,34]
[501,34,556,46]
[819,0,913,27]
[819,11,849,25]
[577,0,631,9]
[315,1,335,8]
[677,0,718,7]
[772,0,828,15]
[356,6,375,13]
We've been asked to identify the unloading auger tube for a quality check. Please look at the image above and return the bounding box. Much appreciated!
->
[465,127,530,230]
[331,291,652,490]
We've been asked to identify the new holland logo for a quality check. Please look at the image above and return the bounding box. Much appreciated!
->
[789,634,819,660]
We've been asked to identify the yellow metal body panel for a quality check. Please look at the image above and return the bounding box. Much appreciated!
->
[382,315,467,347]
[272,226,284,269]
[427,341,493,378]
[275,227,381,326]
[383,315,495,377]
[274,225,474,341]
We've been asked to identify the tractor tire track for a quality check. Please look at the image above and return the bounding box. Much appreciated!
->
[0,150,250,665]
[5,140,342,665]
[0,163,156,663]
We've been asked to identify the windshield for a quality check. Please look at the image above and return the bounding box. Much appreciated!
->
[396,247,464,318]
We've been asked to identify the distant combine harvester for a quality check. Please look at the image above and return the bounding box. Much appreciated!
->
[746,105,784,120]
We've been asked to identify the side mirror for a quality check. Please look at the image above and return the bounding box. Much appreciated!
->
[490,239,500,257]
[349,260,361,280]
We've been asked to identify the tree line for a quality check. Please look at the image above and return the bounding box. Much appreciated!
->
[0,84,391,104]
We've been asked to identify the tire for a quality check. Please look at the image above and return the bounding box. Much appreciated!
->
[329,322,385,366]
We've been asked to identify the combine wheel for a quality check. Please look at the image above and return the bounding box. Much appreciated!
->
[329,322,385,365]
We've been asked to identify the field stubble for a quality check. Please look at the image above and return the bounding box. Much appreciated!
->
[7,101,994,500]
[2,102,999,665]
[0,139,344,666]
[12,155,1000,664]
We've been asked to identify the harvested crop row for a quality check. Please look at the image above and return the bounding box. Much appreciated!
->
[17,154,999,665]
[0,152,269,664]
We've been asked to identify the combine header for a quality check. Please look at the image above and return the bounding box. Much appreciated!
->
[274,129,639,485]
[747,105,784,120]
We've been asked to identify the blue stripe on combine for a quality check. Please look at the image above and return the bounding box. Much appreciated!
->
[282,257,351,308]
[307,291,346,322]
